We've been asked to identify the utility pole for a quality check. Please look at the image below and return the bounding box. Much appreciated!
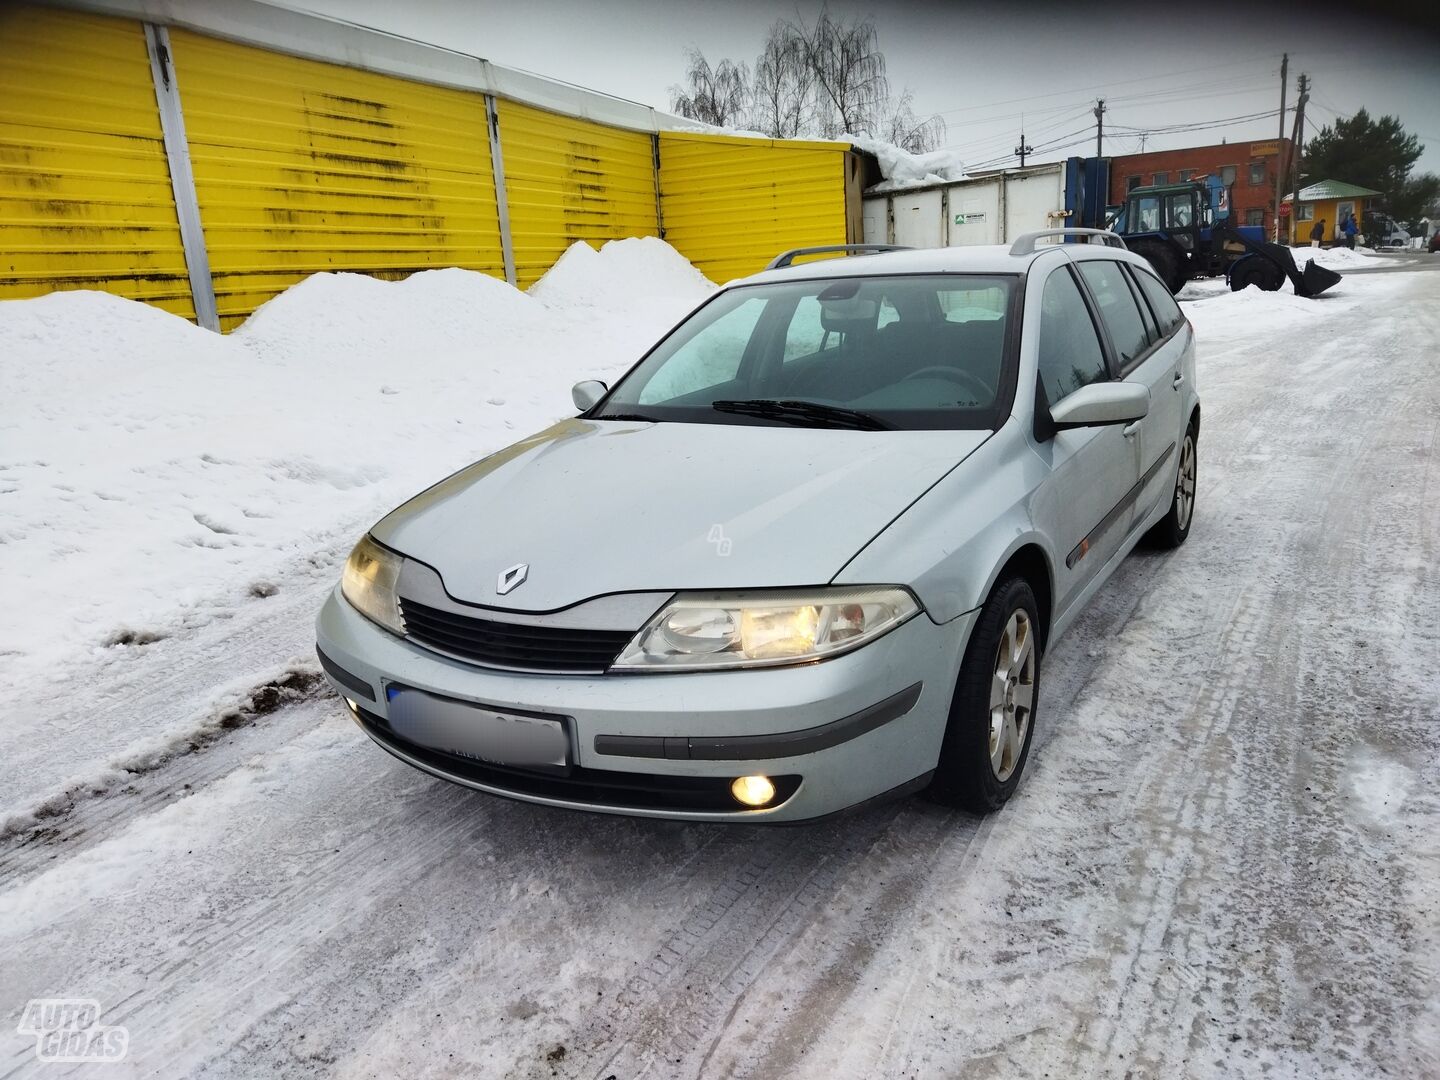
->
[1093,98,1107,159]
[1015,122,1033,168]
[1288,73,1310,243]
[1273,52,1288,241]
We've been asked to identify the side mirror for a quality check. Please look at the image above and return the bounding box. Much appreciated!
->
[571,380,607,412]
[1049,382,1149,430]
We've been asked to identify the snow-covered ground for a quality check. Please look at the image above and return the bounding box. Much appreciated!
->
[1,248,1437,1078]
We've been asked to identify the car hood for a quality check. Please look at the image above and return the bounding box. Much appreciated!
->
[373,418,990,611]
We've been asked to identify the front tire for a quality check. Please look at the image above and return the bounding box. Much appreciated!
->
[1147,420,1197,548]
[1229,256,1284,292]
[929,577,1040,813]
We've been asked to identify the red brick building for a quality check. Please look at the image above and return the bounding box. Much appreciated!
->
[1107,138,1296,237]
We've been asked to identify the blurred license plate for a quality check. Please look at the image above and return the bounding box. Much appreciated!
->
[385,686,570,769]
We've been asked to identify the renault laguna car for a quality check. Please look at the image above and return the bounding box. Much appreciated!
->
[316,231,1199,822]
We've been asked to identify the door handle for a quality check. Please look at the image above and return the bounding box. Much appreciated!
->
[1122,421,1141,439]
[1173,371,1184,389]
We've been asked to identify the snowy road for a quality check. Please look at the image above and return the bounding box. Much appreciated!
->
[3,264,1438,1078]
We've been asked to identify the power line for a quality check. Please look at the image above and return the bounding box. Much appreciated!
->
[1107,107,1281,137]
[926,49,1291,118]
[937,108,1092,155]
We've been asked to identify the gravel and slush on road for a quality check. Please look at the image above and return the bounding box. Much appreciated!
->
[1,244,1437,1078]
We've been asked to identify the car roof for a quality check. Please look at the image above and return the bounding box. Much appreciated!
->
[732,241,1147,288]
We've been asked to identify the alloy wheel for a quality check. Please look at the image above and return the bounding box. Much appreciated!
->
[1176,433,1196,530]
[988,609,1035,782]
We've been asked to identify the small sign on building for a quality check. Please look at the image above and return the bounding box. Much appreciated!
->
[1250,140,1281,156]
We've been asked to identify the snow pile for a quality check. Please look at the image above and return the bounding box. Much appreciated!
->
[233,267,545,363]
[1182,278,1333,334]
[1177,257,1402,340]
[530,237,715,309]
[847,133,968,192]
[0,241,714,682]
[1289,245,1402,270]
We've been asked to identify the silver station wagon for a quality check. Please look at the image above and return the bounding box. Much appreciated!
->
[316,231,1200,822]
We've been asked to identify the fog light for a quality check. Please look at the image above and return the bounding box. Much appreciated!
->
[731,774,776,807]
[343,697,359,714]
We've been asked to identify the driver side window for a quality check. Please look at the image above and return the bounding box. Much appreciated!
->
[1037,268,1108,407]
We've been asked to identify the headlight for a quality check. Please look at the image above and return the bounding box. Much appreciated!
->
[612,586,919,672]
[340,534,405,635]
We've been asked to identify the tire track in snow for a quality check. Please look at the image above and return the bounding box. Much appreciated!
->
[1048,290,1440,1076]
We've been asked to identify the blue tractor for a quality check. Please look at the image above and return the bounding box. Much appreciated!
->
[1110,175,1341,298]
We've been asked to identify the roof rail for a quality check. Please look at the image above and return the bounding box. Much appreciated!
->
[1009,229,1128,256]
[765,244,911,270]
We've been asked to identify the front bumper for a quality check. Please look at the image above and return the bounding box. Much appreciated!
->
[315,588,973,822]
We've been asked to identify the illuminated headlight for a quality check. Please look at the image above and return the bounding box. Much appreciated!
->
[340,534,405,635]
[612,587,919,672]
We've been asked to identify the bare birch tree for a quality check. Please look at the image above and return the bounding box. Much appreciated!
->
[751,21,811,139]
[880,89,947,154]
[785,6,889,137]
[668,7,946,153]
[668,48,751,129]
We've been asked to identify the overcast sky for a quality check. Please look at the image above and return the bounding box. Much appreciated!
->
[276,0,1440,175]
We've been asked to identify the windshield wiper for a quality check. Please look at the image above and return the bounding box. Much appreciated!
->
[592,412,663,423]
[711,399,891,431]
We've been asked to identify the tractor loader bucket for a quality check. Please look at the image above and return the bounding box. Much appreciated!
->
[1295,258,1343,298]
[1213,223,1343,298]
[1259,240,1342,298]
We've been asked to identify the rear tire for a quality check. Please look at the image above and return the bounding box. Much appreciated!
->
[1129,239,1186,295]
[1147,420,1197,548]
[929,577,1040,814]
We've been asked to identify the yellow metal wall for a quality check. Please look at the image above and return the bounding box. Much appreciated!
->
[0,7,194,318]
[496,100,659,286]
[659,132,851,284]
[1,6,859,327]
[167,29,505,328]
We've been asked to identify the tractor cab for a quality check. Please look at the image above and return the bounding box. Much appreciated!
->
[1115,179,1222,246]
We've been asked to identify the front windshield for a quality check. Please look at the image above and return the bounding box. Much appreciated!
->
[593,273,1017,431]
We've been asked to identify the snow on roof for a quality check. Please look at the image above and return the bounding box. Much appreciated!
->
[843,134,969,192]
[1282,179,1384,202]
[652,120,968,191]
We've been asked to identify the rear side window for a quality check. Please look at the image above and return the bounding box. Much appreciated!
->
[1128,270,1159,342]
[1130,266,1185,335]
[1037,268,1108,406]
[1077,260,1150,370]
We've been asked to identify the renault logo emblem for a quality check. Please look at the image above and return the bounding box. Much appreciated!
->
[496,562,529,595]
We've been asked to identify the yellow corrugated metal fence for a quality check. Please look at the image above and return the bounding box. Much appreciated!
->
[167,29,506,330]
[0,6,194,318]
[496,100,660,286]
[659,131,852,284]
[0,3,859,327]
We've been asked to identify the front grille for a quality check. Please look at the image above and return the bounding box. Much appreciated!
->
[399,598,635,673]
